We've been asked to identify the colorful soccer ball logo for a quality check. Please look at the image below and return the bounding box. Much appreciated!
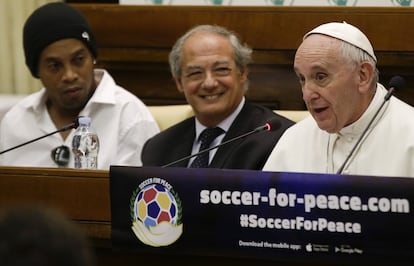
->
[134,184,178,227]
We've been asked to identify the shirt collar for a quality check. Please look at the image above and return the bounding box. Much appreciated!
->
[338,83,387,137]
[194,97,245,141]
[85,69,116,105]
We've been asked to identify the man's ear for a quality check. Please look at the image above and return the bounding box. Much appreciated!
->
[175,78,184,93]
[358,61,375,93]
[240,67,248,83]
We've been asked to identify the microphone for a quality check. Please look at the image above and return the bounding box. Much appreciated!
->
[336,76,405,174]
[161,117,282,168]
[0,118,80,155]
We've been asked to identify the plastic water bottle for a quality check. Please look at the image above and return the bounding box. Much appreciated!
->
[72,116,99,169]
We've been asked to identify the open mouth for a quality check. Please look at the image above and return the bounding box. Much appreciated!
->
[204,95,219,100]
[314,107,328,114]
[202,93,223,100]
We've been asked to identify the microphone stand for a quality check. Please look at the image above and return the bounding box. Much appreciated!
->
[162,124,272,168]
[0,121,78,155]
[336,87,395,174]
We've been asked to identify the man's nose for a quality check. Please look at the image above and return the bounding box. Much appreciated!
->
[62,65,78,81]
[302,82,319,101]
[201,72,218,88]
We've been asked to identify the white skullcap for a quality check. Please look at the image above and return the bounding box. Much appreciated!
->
[303,21,377,62]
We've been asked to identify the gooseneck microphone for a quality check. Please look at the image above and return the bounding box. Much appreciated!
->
[336,76,406,174]
[161,117,282,168]
[0,118,80,155]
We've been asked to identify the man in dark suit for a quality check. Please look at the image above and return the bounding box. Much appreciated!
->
[142,25,293,170]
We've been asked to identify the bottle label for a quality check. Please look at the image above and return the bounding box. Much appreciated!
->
[72,132,99,169]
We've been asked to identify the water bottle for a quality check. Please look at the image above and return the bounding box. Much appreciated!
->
[72,116,99,169]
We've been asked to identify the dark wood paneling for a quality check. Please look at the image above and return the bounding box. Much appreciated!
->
[0,166,110,221]
[72,4,414,110]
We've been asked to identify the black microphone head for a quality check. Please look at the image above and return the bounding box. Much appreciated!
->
[72,118,80,129]
[265,117,282,132]
[59,118,80,132]
[388,75,406,91]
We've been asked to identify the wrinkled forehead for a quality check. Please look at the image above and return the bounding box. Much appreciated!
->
[182,32,234,61]
[294,35,353,74]
[295,34,341,61]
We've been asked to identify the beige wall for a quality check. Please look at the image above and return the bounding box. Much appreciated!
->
[0,0,58,95]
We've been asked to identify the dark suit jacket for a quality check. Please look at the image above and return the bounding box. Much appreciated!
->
[142,101,294,170]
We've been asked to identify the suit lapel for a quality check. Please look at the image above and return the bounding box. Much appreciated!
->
[209,102,252,168]
[169,118,196,167]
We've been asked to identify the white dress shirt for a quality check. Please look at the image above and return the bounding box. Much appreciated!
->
[0,69,159,169]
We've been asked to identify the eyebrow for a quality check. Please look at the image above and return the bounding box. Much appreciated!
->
[185,65,203,71]
[185,60,231,70]
[294,63,328,73]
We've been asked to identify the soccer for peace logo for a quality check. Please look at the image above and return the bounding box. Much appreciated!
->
[130,177,183,247]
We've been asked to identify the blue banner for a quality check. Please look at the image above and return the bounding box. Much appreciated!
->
[110,166,413,264]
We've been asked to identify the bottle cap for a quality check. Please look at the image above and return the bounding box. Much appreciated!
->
[78,116,91,126]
